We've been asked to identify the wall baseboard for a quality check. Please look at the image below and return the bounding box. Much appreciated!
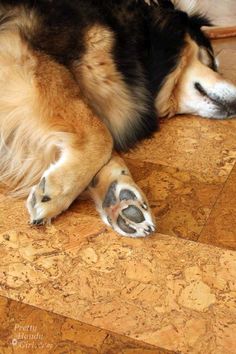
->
[203,26,236,39]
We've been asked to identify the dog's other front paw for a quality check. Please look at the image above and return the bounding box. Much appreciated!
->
[103,181,156,237]
[95,179,156,238]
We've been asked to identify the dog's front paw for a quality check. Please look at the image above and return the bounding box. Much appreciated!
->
[27,176,73,225]
[100,181,156,238]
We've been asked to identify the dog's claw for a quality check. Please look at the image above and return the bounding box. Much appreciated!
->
[32,218,44,225]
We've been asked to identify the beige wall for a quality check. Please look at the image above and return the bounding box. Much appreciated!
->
[174,0,236,26]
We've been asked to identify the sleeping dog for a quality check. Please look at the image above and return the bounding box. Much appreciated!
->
[0,0,236,237]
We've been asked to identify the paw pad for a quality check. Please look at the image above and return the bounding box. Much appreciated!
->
[122,205,145,223]
[119,189,137,201]
[117,215,136,234]
[102,181,117,208]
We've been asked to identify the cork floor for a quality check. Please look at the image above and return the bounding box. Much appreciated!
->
[0,37,236,354]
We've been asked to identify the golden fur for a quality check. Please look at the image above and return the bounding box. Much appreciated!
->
[72,24,149,149]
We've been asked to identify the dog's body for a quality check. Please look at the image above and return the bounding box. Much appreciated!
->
[0,0,236,237]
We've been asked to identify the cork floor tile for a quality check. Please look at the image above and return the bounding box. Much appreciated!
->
[0,221,236,353]
[124,116,236,184]
[0,296,170,354]
[125,158,221,240]
[199,164,236,250]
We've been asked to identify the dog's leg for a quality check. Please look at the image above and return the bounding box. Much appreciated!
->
[26,54,113,225]
[88,154,156,237]
[0,29,113,224]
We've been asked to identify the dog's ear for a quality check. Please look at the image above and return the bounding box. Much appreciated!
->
[154,0,174,9]
[164,0,213,28]
[190,14,213,28]
[149,7,188,39]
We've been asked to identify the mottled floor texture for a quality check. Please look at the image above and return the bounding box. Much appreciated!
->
[0,38,236,354]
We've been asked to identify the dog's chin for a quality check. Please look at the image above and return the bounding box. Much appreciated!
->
[206,112,234,120]
[204,98,236,119]
[178,99,236,120]
[212,111,236,119]
[193,83,236,119]
[193,109,236,120]
[203,103,236,119]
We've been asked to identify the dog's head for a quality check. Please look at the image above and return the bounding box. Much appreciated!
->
[148,1,236,119]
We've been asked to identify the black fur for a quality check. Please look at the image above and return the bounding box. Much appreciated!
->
[0,0,215,150]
